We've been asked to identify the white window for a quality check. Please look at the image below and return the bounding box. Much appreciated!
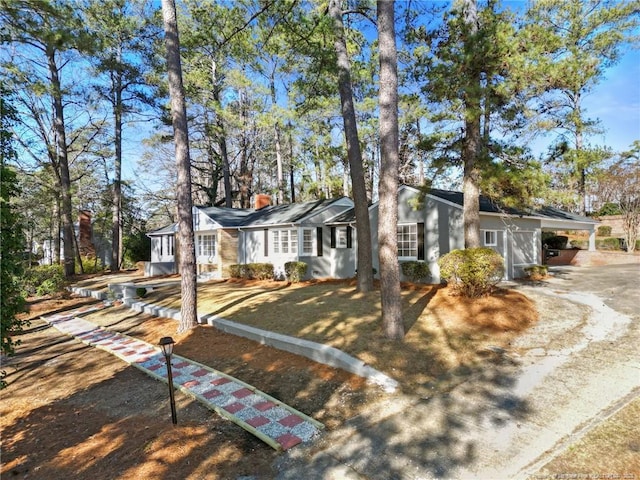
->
[484,230,497,247]
[397,224,418,258]
[167,236,174,256]
[302,229,314,255]
[337,227,348,248]
[272,229,298,255]
[198,234,216,257]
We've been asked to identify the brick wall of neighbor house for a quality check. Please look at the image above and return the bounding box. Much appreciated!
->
[547,249,640,266]
[219,229,239,277]
[595,215,626,236]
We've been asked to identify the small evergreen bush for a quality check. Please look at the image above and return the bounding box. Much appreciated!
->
[248,263,274,280]
[76,255,104,274]
[599,238,623,250]
[229,264,246,278]
[400,261,431,283]
[597,225,612,237]
[21,265,66,296]
[229,263,274,280]
[284,261,307,283]
[438,248,504,298]
[523,265,548,280]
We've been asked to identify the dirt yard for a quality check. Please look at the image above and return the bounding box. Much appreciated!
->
[1,278,538,479]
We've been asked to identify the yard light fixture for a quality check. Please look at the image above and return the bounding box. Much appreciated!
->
[158,336,177,425]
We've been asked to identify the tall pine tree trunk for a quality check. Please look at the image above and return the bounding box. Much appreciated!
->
[461,0,482,249]
[328,0,373,293]
[161,0,198,333]
[111,60,123,271]
[377,0,404,340]
[47,45,74,278]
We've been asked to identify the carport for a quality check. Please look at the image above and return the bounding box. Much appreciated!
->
[537,206,599,251]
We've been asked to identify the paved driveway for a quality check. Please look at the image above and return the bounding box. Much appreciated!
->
[546,263,640,318]
[276,263,640,480]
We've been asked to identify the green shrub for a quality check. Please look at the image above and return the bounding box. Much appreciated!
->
[544,235,568,249]
[248,263,274,280]
[438,248,504,298]
[284,261,307,283]
[636,239,640,251]
[76,255,104,274]
[599,238,623,251]
[400,261,431,283]
[229,263,274,280]
[597,225,612,236]
[523,265,548,279]
[228,264,245,278]
[136,287,147,298]
[20,265,66,297]
[570,240,587,249]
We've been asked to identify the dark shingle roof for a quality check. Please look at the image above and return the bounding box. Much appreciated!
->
[198,206,256,227]
[199,198,346,227]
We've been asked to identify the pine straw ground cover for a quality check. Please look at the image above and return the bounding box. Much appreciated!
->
[1,274,538,479]
[78,273,538,397]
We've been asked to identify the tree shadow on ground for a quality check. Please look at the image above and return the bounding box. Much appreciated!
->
[1,321,277,480]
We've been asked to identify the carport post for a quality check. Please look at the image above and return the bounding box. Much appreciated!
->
[588,227,596,251]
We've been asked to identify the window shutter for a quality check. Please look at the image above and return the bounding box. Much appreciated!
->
[346,226,352,248]
[317,227,323,256]
[330,227,336,248]
[264,229,269,256]
[417,222,425,260]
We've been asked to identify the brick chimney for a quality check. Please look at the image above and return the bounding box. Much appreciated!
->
[78,210,95,257]
[254,194,271,210]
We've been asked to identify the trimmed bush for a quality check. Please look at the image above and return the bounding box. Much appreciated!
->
[438,248,504,298]
[229,263,274,280]
[523,265,548,280]
[544,235,568,249]
[136,287,147,298]
[597,225,612,237]
[400,261,431,283]
[248,263,274,280]
[599,238,624,251]
[229,264,246,278]
[20,265,66,297]
[284,261,307,283]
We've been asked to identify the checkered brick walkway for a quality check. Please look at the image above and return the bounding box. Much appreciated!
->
[41,306,324,451]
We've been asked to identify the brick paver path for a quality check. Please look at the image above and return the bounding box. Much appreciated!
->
[41,305,324,451]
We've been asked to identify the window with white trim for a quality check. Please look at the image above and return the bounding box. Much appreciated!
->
[302,229,314,255]
[397,224,418,258]
[337,227,348,248]
[272,229,298,254]
[483,230,497,247]
[198,234,216,257]
[167,235,174,256]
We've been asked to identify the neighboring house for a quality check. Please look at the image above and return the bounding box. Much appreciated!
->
[38,210,111,268]
[146,223,178,276]
[146,186,598,282]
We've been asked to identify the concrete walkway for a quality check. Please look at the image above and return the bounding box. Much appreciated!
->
[274,264,640,479]
[41,305,323,452]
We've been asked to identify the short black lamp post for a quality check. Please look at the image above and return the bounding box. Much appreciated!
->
[159,336,177,425]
